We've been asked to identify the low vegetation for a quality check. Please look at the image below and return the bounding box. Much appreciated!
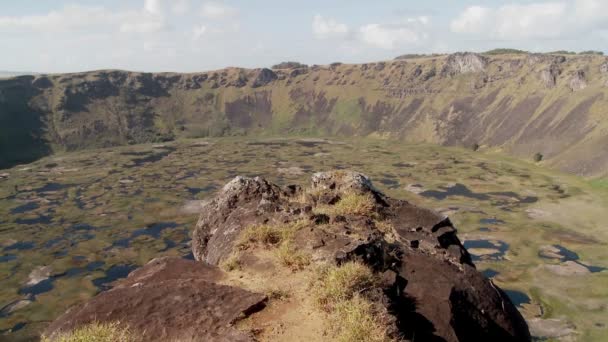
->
[311,262,389,341]
[311,261,377,309]
[483,48,529,55]
[237,224,288,248]
[41,322,134,342]
[316,192,376,216]
[332,295,390,342]
[220,252,242,271]
[275,242,311,270]
[237,221,310,271]
[271,61,308,69]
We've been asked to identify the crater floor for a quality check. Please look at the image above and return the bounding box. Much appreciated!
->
[0,137,607,341]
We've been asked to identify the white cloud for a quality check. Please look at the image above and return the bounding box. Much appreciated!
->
[312,15,429,50]
[451,0,608,40]
[312,15,350,39]
[192,25,207,40]
[144,0,163,15]
[359,24,421,49]
[450,6,491,35]
[119,12,165,34]
[200,2,238,19]
[172,0,190,14]
[0,3,166,34]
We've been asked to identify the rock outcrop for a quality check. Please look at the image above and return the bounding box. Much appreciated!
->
[44,171,531,341]
[251,68,277,88]
[44,257,267,341]
[569,70,587,91]
[441,52,488,76]
[540,63,561,88]
[192,171,531,341]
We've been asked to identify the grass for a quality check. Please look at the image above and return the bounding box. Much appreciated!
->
[311,262,390,341]
[236,221,310,271]
[237,224,287,248]
[374,220,396,242]
[220,252,241,271]
[315,192,377,216]
[275,242,311,271]
[332,295,390,342]
[41,322,134,342]
[311,261,377,309]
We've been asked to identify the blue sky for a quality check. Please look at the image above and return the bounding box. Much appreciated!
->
[1,0,607,73]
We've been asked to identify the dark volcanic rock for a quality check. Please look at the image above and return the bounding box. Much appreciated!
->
[192,171,531,341]
[251,68,278,88]
[44,257,266,341]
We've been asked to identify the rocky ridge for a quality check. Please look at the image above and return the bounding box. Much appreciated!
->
[44,171,531,341]
[2,52,608,177]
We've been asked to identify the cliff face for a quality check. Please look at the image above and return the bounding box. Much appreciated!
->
[2,53,608,176]
[45,171,531,341]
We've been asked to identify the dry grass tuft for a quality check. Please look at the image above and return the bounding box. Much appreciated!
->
[275,242,311,271]
[220,252,242,271]
[238,224,285,248]
[311,261,377,309]
[41,322,134,342]
[316,192,376,216]
[311,262,391,341]
[374,220,396,243]
[332,295,390,342]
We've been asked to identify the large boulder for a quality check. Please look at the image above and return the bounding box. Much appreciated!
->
[43,257,267,341]
[192,171,531,341]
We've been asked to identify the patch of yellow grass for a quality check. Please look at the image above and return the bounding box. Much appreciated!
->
[238,224,284,248]
[316,192,376,216]
[275,242,311,271]
[374,220,396,243]
[311,261,377,309]
[332,295,390,342]
[311,262,391,341]
[41,322,134,342]
[237,221,308,250]
[220,252,241,271]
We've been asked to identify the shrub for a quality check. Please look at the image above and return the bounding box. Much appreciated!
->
[483,48,529,55]
[471,143,480,152]
[534,153,543,162]
[271,61,308,69]
[579,50,604,56]
[41,322,134,342]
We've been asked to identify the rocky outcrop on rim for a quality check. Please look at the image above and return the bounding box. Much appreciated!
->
[44,171,531,341]
[569,70,588,91]
[192,171,531,341]
[441,52,488,76]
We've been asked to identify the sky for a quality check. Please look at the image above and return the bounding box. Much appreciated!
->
[1,0,608,73]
